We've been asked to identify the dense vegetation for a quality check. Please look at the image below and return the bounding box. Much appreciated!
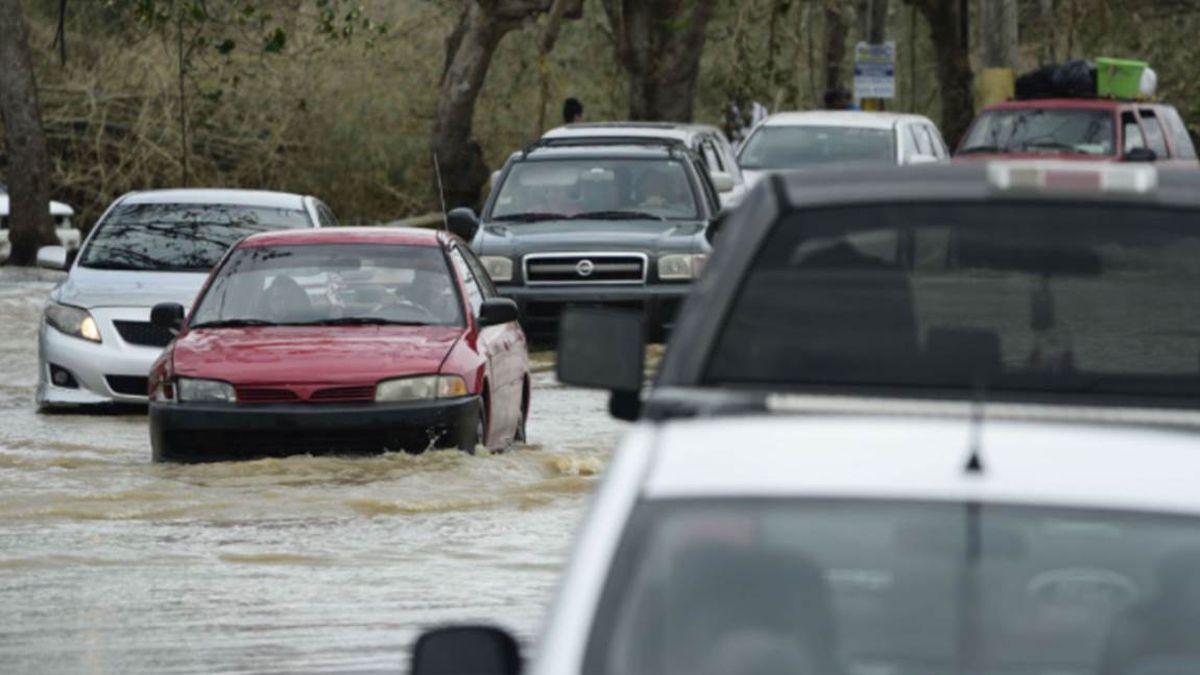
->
[3,0,1199,235]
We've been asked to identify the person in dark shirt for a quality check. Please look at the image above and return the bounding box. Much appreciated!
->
[563,97,584,124]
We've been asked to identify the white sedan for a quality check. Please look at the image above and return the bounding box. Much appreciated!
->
[0,189,80,262]
[412,405,1200,675]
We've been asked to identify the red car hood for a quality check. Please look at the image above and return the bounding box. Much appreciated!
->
[954,151,1116,162]
[171,325,466,385]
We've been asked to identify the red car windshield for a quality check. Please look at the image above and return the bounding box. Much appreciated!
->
[190,243,464,328]
[959,108,1115,157]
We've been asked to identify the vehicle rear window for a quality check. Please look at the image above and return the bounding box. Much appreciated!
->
[960,109,1115,157]
[81,203,310,272]
[586,498,1200,675]
[491,158,699,221]
[706,203,1200,403]
[739,126,895,169]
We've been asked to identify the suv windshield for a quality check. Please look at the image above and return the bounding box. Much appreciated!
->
[490,158,699,221]
[707,203,1200,403]
[190,243,463,327]
[589,498,1200,675]
[739,126,895,169]
[80,203,310,271]
[959,109,1115,156]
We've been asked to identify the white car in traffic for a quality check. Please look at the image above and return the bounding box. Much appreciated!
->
[737,111,950,188]
[36,188,336,409]
[0,188,80,262]
[542,122,747,208]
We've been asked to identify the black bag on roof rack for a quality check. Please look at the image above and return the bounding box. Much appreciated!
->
[1014,59,1096,100]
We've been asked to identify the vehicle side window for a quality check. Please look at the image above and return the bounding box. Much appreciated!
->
[315,203,339,228]
[701,140,725,173]
[1121,111,1146,153]
[1139,110,1170,158]
[692,159,720,214]
[714,135,742,180]
[898,125,919,159]
[459,245,498,298]
[448,247,484,316]
[1161,107,1198,159]
[923,125,948,158]
[910,125,932,156]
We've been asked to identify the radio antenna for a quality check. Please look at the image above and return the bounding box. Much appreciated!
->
[432,152,449,231]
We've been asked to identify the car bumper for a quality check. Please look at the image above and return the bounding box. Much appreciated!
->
[149,396,482,462]
[499,284,690,339]
[37,308,168,409]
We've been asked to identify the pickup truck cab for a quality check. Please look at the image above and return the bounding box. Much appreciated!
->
[957,99,1198,165]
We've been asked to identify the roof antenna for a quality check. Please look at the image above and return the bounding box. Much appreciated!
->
[432,152,449,231]
[965,377,986,475]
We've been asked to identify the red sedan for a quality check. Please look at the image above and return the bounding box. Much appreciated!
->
[146,227,529,462]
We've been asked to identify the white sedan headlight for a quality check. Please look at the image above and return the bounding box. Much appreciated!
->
[479,256,514,283]
[375,375,469,402]
[44,302,101,342]
[657,254,708,281]
[176,377,236,403]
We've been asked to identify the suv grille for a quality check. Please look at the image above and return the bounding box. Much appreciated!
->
[523,253,647,285]
[114,320,174,347]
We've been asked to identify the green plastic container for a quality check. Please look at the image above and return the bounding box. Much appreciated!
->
[1097,57,1148,99]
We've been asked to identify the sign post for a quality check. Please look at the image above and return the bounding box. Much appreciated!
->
[854,41,896,110]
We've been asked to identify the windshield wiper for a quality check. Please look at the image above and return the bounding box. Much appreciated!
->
[190,318,278,328]
[291,317,432,326]
[1020,141,1089,154]
[572,210,666,221]
[491,212,567,223]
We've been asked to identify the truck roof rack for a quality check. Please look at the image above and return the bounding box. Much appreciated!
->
[522,136,688,157]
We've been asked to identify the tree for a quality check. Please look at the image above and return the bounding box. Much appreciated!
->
[822,0,850,96]
[433,0,578,210]
[905,0,974,144]
[0,0,57,266]
[601,0,719,121]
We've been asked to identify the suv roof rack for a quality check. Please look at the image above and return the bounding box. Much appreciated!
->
[522,135,688,157]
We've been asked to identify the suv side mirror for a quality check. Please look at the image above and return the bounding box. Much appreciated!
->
[411,625,521,675]
[36,245,67,270]
[150,302,185,335]
[1123,146,1157,162]
[710,170,736,193]
[557,307,644,421]
[447,207,480,242]
[478,297,519,328]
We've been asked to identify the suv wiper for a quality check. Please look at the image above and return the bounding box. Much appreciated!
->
[491,212,567,223]
[572,210,666,221]
[190,318,277,328]
[1020,141,1088,154]
[292,317,431,326]
[956,145,1003,155]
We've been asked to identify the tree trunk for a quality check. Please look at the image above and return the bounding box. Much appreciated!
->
[907,0,974,145]
[980,0,1018,69]
[432,0,566,211]
[823,0,850,94]
[601,0,718,122]
[868,0,889,44]
[0,0,57,266]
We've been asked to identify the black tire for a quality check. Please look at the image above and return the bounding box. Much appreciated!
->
[513,408,527,446]
[460,408,486,455]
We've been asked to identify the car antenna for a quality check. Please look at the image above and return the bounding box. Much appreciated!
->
[965,377,986,475]
[432,152,449,231]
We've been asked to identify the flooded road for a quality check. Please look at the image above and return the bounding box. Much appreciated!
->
[0,270,624,674]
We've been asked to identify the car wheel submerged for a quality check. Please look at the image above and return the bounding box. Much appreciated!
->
[459,408,486,455]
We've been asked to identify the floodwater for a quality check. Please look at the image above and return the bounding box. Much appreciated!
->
[0,269,623,674]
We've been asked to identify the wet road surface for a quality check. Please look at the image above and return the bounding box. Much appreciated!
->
[0,269,623,674]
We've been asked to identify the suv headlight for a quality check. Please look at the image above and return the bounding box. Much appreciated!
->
[479,256,514,282]
[657,254,708,281]
[376,375,469,402]
[45,302,101,342]
[176,377,236,403]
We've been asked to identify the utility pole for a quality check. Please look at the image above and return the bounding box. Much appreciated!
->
[979,0,1019,105]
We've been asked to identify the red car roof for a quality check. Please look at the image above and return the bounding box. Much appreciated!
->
[240,226,447,248]
[982,98,1136,112]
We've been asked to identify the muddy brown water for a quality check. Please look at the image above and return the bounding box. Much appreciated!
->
[0,269,623,674]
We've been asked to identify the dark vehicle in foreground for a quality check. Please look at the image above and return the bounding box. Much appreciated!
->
[446,138,721,342]
[148,228,528,462]
[957,98,1198,165]
[410,162,1200,674]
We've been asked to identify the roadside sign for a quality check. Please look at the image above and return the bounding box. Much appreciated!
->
[854,41,896,99]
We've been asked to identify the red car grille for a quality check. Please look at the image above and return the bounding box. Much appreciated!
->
[237,387,300,403]
[310,385,375,402]
[236,385,375,404]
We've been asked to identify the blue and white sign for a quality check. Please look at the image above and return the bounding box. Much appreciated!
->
[854,41,896,99]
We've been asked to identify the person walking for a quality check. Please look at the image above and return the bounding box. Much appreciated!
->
[563,97,584,124]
